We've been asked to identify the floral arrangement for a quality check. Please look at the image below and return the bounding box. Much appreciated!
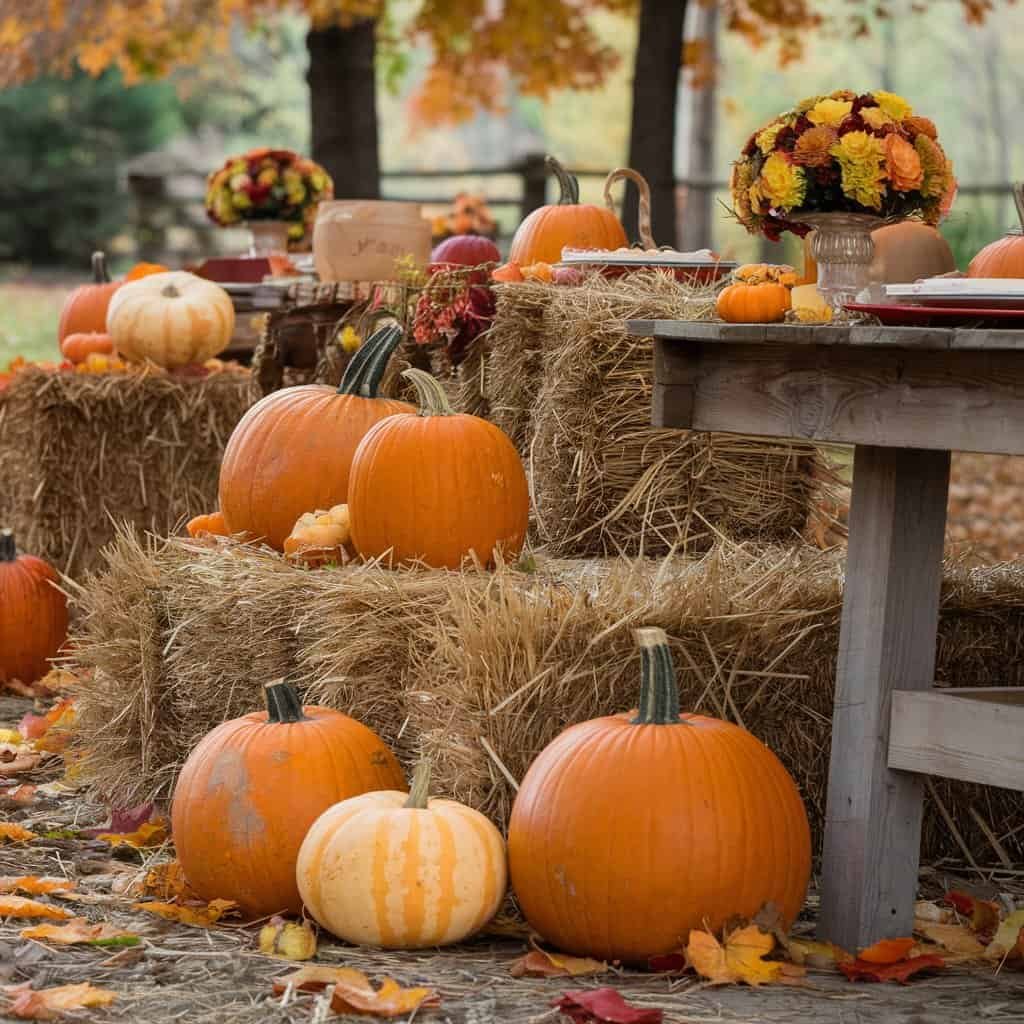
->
[730,91,957,240]
[412,267,496,367]
[430,193,498,244]
[205,148,333,245]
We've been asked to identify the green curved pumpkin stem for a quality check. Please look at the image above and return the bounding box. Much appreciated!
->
[402,367,454,417]
[1012,184,1024,233]
[632,627,682,725]
[91,251,110,284]
[337,324,404,398]
[546,155,580,206]
[404,758,431,809]
[0,529,15,562]
[264,678,308,723]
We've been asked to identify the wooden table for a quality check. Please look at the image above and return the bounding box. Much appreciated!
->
[631,319,1024,951]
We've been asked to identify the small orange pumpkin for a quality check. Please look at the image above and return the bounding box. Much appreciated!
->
[492,261,525,283]
[58,252,122,342]
[124,261,169,281]
[186,511,231,538]
[283,504,351,567]
[717,265,794,324]
[60,332,114,365]
[968,184,1024,278]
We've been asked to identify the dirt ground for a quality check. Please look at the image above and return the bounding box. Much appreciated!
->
[2,693,1022,1024]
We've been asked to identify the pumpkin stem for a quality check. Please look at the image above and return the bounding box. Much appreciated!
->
[0,529,15,562]
[631,627,682,726]
[546,156,580,206]
[263,678,308,723]
[337,324,404,398]
[91,251,110,284]
[1012,184,1024,234]
[401,368,454,417]
[404,758,431,809]
[160,284,180,299]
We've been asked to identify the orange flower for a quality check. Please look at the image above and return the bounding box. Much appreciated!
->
[885,134,923,192]
[905,115,938,140]
[793,126,838,167]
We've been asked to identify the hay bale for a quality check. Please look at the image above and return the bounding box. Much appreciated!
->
[0,367,252,576]
[69,534,1024,867]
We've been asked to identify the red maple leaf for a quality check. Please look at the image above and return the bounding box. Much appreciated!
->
[839,954,945,984]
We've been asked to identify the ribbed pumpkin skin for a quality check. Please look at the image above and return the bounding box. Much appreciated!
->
[58,254,121,343]
[0,546,68,685]
[348,411,529,569]
[509,205,627,267]
[297,791,507,948]
[968,235,1024,278]
[219,386,413,550]
[508,713,811,963]
[171,706,404,918]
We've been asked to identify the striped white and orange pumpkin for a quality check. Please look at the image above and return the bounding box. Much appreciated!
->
[106,271,234,368]
[296,761,507,948]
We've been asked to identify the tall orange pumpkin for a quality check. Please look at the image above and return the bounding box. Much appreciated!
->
[968,184,1024,278]
[0,529,69,686]
[508,627,811,964]
[348,368,529,569]
[509,156,628,266]
[171,679,404,918]
[218,325,412,550]
[58,252,122,342]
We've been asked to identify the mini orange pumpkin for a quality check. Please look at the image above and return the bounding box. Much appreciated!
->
[968,184,1024,278]
[186,511,231,538]
[124,261,169,281]
[284,504,351,567]
[717,265,794,324]
[60,332,114,364]
[58,252,122,342]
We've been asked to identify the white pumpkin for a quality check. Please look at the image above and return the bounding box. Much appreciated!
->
[106,272,234,368]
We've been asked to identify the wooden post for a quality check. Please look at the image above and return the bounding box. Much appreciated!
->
[519,153,548,223]
[818,445,951,951]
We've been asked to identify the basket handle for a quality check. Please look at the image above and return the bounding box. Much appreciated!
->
[603,167,656,249]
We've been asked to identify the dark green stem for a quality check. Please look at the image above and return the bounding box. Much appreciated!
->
[337,323,404,398]
[0,529,15,562]
[264,679,308,723]
[546,156,580,206]
[402,367,454,417]
[404,759,431,809]
[631,627,682,725]
[91,251,110,284]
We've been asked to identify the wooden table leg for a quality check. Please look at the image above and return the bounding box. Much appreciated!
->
[818,445,950,951]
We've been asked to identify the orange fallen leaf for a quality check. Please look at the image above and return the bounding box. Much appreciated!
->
[0,823,37,843]
[0,877,73,896]
[0,896,72,920]
[783,937,852,968]
[273,965,360,995]
[686,924,781,986]
[133,898,236,928]
[857,937,916,964]
[2,784,38,805]
[98,819,168,849]
[510,948,607,978]
[839,954,945,983]
[19,699,75,752]
[332,972,441,1018]
[130,859,195,901]
[20,918,140,946]
[914,921,986,958]
[946,891,1001,936]
[3,981,117,1019]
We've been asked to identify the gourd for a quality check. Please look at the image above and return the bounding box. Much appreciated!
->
[348,368,529,569]
[871,223,955,284]
[508,627,811,963]
[124,261,169,281]
[171,679,404,918]
[284,504,351,567]
[297,760,507,948]
[186,511,231,539]
[0,530,69,686]
[968,184,1024,278]
[106,272,234,368]
[430,235,501,269]
[716,264,795,324]
[218,325,413,551]
[58,252,122,342]
[60,332,114,365]
[509,157,628,266]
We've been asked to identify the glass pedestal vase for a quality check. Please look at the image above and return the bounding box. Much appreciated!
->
[799,213,887,311]
[245,220,292,257]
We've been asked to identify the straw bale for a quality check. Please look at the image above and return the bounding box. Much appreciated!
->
[0,367,252,577]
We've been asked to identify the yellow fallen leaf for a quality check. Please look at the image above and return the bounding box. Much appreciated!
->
[97,819,168,849]
[20,918,140,946]
[120,859,195,901]
[258,917,316,960]
[783,937,851,968]
[686,924,781,986]
[0,729,22,744]
[332,972,441,1018]
[510,948,607,978]
[3,981,116,1019]
[0,896,73,920]
[988,910,1024,960]
[0,823,36,843]
[914,921,986,958]
[0,877,73,896]
[133,898,237,928]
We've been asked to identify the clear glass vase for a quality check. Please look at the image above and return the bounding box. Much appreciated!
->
[799,212,887,311]
[245,220,292,257]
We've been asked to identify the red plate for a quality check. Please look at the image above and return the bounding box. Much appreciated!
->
[845,302,1024,326]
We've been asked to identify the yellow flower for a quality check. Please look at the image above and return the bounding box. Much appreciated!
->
[756,122,784,154]
[808,98,853,128]
[830,131,886,209]
[730,160,756,221]
[257,168,279,186]
[759,152,807,210]
[861,107,894,131]
[309,171,329,193]
[231,191,253,210]
[915,134,949,198]
[874,91,913,120]
[793,126,838,167]
[338,326,362,354]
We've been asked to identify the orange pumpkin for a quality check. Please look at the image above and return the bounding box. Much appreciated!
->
[717,279,792,324]
[509,156,628,266]
[60,332,114,365]
[968,184,1024,278]
[492,261,524,283]
[219,325,412,551]
[171,679,404,918]
[508,627,811,963]
[348,368,529,570]
[124,261,169,281]
[186,511,230,538]
[58,252,121,342]
[0,529,69,686]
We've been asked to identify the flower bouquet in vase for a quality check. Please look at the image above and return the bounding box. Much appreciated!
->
[730,91,957,310]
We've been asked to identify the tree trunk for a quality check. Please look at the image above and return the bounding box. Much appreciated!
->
[625,0,688,247]
[679,0,717,251]
[306,20,380,199]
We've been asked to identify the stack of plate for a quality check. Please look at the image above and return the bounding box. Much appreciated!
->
[848,278,1024,326]
[558,247,736,284]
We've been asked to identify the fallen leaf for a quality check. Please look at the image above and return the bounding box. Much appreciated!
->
[914,921,986,958]
[0,896,72,920]
[0,729,22,744]
[133,898,236,928]
[839,954,945,984]
[3,981,116,1019]
[686,924,781,986]
[783,937,851,968]
[82,802,156,839]
[946,891,1001,936]
[988,911,1024,961]
[259,917,316,960]
[777,962,810,986]
[646,952,687,973]
[116,859,195,900]
[2,784,38,805]
[0,751,42,774]
[915,900,954,924]
[96,819,168,849]
[20,918,140,946]
[97,945,146,970]
[857,937,916,964]
[273,965,361,995]
[332,973,441,1018]
[0,823,37,844]
[552,988,662,1024]
[510,948,607,978]
[19,700,75,752]
[0,877,73,896]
